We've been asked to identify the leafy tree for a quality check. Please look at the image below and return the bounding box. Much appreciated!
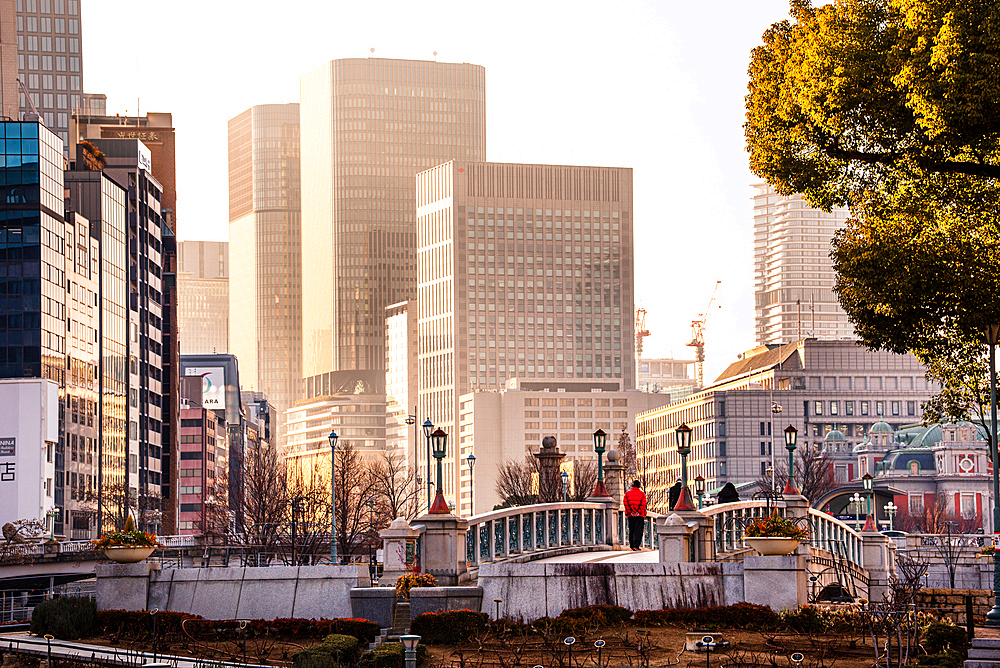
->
[746,0,1000,421]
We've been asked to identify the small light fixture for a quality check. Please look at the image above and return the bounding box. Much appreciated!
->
[674,423,692,456]
[784,424,797,451]
[431,428,448,459]
[422,418,434,440]
[694,475,705,495]
[593,429,608,455]
[328,429,338,450]
[400,634,420,650]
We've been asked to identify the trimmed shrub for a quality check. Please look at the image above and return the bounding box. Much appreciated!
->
[358,642,428,668]
[292,634,359,668]
[780,606,826,634]
[31,596,97,640]
[922,621,969,655]
[410,609,489,645]
[633,603,780,631]
[96,609,201,639]
[917,650,964,668]
[320,634,360,660]
[559,604,633,626]
[93,611,379,643]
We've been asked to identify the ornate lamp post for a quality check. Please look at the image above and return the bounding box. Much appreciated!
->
[591,429,610,497]
[674,423,696,511]
[429,428,451,514]
[405,414,416,486]
[862,473,876,531]
[770,402,783,492]
[466,453,476,515]
[783,425,798,495]
[367,496,376,584]
[328,430,339,563]
[850,492,863,531]
[422,419,434,513]
[694,475,705,509]
[987,323,1000,626]
[562,471,569,502]
[884,501,898,531]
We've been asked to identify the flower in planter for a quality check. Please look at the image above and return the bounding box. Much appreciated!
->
[979,545,995,557]
[92,515,159,551]
[744,513,809,540]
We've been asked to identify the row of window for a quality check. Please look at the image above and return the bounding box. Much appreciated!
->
[811,399,917,417]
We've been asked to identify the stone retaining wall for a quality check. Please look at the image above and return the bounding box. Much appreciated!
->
[916,588,991,624]
[477,562,744,621]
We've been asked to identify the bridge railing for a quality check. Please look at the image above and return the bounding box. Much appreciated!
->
[701,501,864,567]
[466,502,607,566]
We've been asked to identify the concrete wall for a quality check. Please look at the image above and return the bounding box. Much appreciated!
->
[478,562,744,621]
[98,564,368,620]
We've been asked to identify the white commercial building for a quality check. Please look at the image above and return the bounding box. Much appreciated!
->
[0,379,58,528]
[457,384,671,515]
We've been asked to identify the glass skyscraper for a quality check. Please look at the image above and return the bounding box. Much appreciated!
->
[299,58,486,382]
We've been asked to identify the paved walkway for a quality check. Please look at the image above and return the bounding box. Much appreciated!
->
[0,631,267,668]
[536,548,659,563]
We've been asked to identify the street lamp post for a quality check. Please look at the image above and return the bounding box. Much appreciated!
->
[466,453,476,515]
[405,413,416,487]
[328,430,339,564]
[884,501,898,531]
[850,492,863,531]
[862,473,876,531]
[422,419,434,514]
[783,425,798,495]
[987,322,1000,626]
[429,428,451,514]
[562,471,569,503]
[367,496,376,585]
[674,424,696,511]
[591,429,610,497]
[694,475,705,509]
[770,401,783,492]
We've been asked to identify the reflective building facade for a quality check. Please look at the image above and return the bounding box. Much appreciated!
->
[227,104,300,436]
[299,58,485,380]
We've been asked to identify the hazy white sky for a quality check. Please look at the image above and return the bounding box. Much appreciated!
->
[84,0,792,385]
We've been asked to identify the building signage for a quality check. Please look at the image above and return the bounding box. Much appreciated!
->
[0,437,13,456]
[184,367,226,410]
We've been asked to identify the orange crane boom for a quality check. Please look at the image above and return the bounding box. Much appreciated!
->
[686,281,721,389]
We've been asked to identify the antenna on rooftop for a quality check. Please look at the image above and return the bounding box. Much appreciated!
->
[370,47,375,57]
[433,51,438,61]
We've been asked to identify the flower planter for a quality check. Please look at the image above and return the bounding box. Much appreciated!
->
[103,546,156,563]
[744,537,801,556]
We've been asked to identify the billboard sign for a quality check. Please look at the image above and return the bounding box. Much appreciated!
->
[184,367,226,410]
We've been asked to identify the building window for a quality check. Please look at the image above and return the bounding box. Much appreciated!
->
[846,401,854,416]
[907,401,916,416]
[814,401,823,416]
[861,401,869,416]
[876,401,885,416]
[909,461,919,475]
[759,421,766,436]
[760,442,767,456]
[830,401,839,416]
[719,441,726,457]
[908,494,923,516]
[891,401,900,416]
[961,493,976,519]
[760,461,767,476]
[720,462,727,476]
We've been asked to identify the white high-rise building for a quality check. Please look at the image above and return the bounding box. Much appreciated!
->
[752,183,854,345]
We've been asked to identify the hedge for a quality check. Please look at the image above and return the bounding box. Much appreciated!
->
[93,611,378,643]
[358,642,427,668]
[410,609,489,645]
[31,597,97,640]
[633,603,781,631]
[292,633,360,668]
[559,604,633,626]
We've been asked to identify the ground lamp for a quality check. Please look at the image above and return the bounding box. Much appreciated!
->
[401,635,421,668]
[422,419,434,513]
[850,492,863,531]
[884,501,898,531]
[328,429,339,563]
[591,429,610,497]
[694,475,705,509]
[988,322,1000,627]
[674,423,696,511]
[562,470,569,502]
[466,453,476,514]
[783,425,798,494]
[862,473,876,531]
[429,428,451,513]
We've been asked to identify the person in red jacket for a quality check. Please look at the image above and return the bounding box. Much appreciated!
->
[623,480,648,551]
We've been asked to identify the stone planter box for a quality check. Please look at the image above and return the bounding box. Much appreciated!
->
[351,587,397,630]
[744,537,801,556]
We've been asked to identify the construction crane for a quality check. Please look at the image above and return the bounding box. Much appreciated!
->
[16,79,40,123]
[635,307,650,386]
[686,281,721,389]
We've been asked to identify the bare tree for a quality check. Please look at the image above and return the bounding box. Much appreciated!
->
[242,439,289,550]
[495,457,539,508]
[618,430,637,478]
[898,492,983,534]
[567,458,598,501]
[287,469,333,564]
[332,440,378,562]
[754,445,837,503]
[86,481,161,534]
[370,450,419,521]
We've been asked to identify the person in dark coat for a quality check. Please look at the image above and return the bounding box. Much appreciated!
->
[717,482,740,504]
[668,479,682,510]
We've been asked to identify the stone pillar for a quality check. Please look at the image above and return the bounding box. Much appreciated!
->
[861,529,895,602]
[533,435,566,503]
[379,517,420,586]
[744,555,808,611]
[657,513,690,562]
[604,449,625,507]
[782,494,812,557]
[417,512,470,585]
[656,510,713,562]
[95,561,160,611]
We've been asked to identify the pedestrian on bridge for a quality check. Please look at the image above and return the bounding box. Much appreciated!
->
[623,480,647,551]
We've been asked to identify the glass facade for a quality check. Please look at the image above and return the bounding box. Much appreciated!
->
[227,104,300,438]
[300,58,486,379]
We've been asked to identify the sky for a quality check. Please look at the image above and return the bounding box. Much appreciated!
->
[84,0,792,386]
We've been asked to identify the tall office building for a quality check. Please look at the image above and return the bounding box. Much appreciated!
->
[91,137,166,532]
[65,156,128,534]
[15,0,83,151]
[178,240,228,355]
[299,57,486,382]
[0,0,18,119]
[385,300,416,466]
[227,104,300,437]
[415,160,635,503]
[753,183,854,345]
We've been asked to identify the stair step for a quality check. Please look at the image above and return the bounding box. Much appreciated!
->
[968,649,1000,659]
[975,639,1000,650]
[964,661,1000,668]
